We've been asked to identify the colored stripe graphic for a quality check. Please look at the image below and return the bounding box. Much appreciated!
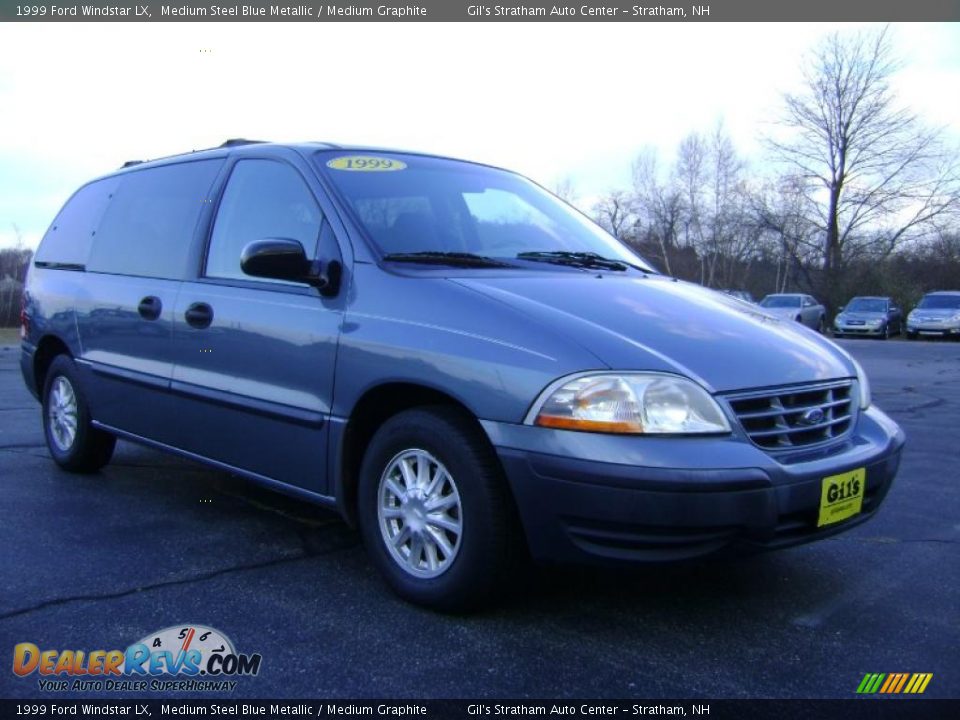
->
[857,673,932,694]
[906,673,933,693]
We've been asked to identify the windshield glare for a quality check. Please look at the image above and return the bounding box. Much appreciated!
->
[316,152,653,270]
[918,295,960,310]
[761,296,800,308]
[846,298,887,313]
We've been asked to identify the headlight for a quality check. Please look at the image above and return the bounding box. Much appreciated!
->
[951,313,960,323]
[834,314,846,325]
[849,356,872,410]
[868,318,883,327]
[528,373,731,435]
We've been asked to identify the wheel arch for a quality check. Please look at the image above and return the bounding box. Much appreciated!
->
[335,382,495,526]
[33,334,73,397]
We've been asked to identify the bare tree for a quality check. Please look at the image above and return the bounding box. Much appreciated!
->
[768,26,960,282]
[592,190,636,241]
[0,224,32,326]
[631,148,682,275]
[752,177,822,292]
[673,125,762,288]
[551,177,579,205]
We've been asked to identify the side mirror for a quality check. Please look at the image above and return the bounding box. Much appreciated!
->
[891,306,900,313]
[240,238,341,297]
[241,238,310,281]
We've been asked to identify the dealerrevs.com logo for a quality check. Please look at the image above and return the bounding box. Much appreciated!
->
[13,625,262,692]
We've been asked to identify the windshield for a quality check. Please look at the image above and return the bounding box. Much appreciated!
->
[760,296,801,308]
[846,298,887,313]
[918,295,960,310]
[316,152,654,270]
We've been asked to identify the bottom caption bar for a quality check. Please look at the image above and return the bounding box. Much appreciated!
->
[1,700,956,720]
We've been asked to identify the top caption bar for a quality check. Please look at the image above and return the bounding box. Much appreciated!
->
[1,0,959,21]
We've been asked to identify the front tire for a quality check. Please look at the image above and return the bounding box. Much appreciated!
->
[357,406,521,611]
[42,355,116,473]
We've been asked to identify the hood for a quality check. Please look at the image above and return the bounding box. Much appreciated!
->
[910,307,960,318]
[453,273,854,393]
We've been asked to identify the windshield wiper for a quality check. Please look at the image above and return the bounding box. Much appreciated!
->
[516,251,646,272]
[382,251,512,268]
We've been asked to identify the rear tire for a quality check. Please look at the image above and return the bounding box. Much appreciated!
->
[42,355,116,473]
[357,406,521,611]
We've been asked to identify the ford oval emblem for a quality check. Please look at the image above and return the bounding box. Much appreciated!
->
[798,408,825,426]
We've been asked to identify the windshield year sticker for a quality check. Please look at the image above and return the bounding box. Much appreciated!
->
[327,156,407,171]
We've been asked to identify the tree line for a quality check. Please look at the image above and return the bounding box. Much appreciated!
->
[0,231,31,326]
[584,26,960,314]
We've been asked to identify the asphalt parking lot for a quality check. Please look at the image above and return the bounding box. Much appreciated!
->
[0,338,957,700]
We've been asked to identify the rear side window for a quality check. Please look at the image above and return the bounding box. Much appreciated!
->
[205,159,323,281]
[87,160,223,279]
[35,177,120,268]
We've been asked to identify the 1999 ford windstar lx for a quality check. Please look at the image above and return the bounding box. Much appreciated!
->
[20,140,905,609]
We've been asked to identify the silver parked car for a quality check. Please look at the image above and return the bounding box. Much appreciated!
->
[906,291,960,340]
[834,296,903,340]
[759,293,826,333]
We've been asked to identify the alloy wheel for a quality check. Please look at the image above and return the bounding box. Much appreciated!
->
[48,376,79,452]
[377,449,463,578]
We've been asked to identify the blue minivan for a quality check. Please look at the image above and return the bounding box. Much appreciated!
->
[21,141,905,609]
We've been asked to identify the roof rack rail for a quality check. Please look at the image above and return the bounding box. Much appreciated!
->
[220,138,266,148]
[122,160,143,168]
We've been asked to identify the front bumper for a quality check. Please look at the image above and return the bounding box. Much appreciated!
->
[482,406,905,564]
[834,322,884,337]
[906,322,960,337]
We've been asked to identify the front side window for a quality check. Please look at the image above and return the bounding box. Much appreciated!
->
[316,152,653,270]
[206,160,323,281]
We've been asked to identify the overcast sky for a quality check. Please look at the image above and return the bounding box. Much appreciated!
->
[0,21,957,250]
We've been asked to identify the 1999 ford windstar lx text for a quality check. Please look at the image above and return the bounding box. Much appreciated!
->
[20,141,905,609]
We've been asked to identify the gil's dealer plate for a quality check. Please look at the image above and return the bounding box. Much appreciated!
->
[818,467,865,527]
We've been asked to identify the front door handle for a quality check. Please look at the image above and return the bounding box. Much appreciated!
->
[137,296,162,321]
[184,302,214,329]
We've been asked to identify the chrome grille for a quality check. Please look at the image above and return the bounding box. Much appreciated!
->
[725,380,855,449]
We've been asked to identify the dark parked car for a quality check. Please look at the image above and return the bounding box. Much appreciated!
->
[759,293,827,332]
[905,291,960,340]
[20,141,905,609]
[833,296,903,339]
